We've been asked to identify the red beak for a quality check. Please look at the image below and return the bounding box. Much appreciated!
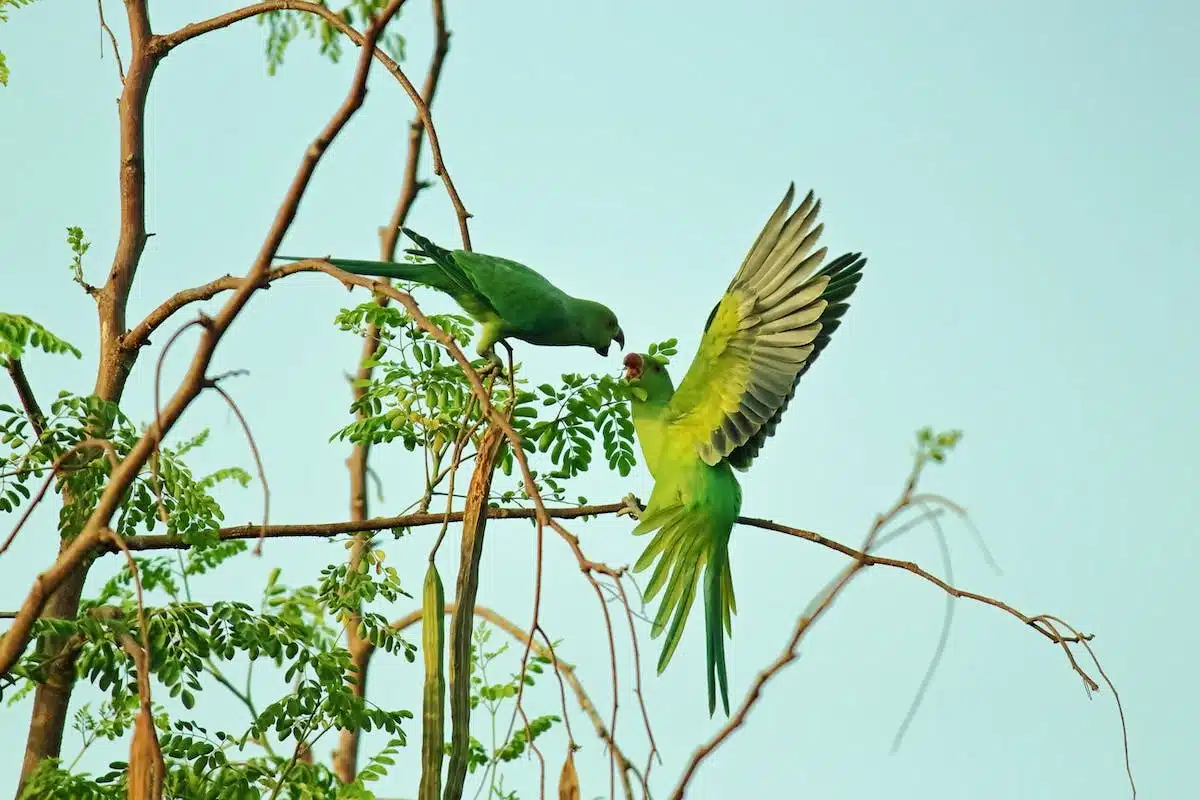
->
[622,352,643,380]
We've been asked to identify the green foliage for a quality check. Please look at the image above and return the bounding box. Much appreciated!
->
[0,313,82,364]
[0,0,39,87]
[916,426,963,465]
[332,300,638,506]
[0,394,249,539]
[646,337,679,366]
[259,0,405,76]
[67,226,91,287]
[451,624,560,795]
[17,757,119,799]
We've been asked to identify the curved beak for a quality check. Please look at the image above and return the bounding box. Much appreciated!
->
[623,352,643,381]
[596,344,611,357]
[614,327,625,351]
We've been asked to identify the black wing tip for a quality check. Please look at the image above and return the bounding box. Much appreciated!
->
[401,227,447,257]
[819,251,867,278]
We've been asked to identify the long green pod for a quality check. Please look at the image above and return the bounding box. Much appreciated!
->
[444,426,507,799]
[418,562,446,800]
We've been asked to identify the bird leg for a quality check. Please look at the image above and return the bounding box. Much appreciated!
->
[478,356,503,379]
[616,492,643,520]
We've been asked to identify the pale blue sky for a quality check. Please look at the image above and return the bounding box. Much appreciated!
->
[2,1,1198,797]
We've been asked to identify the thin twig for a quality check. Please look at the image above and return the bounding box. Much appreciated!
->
[96,0,126,82]
[122,263,323,352]
[119,502,626,549]
[384,603,646,800]
[614,577,659,795]
[151,318,209,526]
[0,438,120,557]
[670,455,937,797]
[205,382,270,555]
[1041,614,1134,798]
[889,503,956,752]
[159,0,473,247]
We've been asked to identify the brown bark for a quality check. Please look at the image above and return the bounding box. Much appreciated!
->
[12,0,403,792]
[17,3,159,794]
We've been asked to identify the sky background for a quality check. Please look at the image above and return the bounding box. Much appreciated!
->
[2,1,1198,798]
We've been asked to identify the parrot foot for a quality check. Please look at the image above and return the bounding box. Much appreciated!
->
[616,492,643,520]
[477,358,506,380]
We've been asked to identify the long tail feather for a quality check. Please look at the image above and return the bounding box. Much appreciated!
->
[705,544,731,715]
[634,501,736,717]
[274,254,444,285]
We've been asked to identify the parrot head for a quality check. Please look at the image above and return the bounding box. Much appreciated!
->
[622,352,675,402]
[576,300,625,357]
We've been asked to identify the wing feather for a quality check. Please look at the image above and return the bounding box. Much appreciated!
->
[667,185,866,466]
[726,253,869,470]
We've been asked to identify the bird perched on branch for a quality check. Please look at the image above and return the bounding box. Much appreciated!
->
[276,228,624,371]
[619,183,867,715]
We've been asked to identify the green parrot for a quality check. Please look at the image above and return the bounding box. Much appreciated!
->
[620,184,866,716]
[276,228,624,368]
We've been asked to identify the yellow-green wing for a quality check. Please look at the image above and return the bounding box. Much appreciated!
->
[668,184,836,466]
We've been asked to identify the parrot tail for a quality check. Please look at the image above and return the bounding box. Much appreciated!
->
[401,227,477,298]
[633,501,737,716]
[272,254,465,293]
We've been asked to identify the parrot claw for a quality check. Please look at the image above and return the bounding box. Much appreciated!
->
[616,492,643,520]
[477,358,507,381]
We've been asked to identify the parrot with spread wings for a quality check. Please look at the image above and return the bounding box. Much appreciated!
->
[277,228,624,369]
[620,184,866,715]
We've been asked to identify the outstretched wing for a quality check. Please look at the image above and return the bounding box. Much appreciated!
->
[668,184,853,466]
[723,251,866,470]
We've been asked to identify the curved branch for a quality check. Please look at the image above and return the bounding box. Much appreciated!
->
[122,262,322,351]
[159,0,472,248]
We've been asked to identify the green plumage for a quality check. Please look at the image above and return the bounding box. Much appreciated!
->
[623,184,867,715]
[277,228,624,365]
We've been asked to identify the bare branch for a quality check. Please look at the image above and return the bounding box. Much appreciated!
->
[96,0,126,83]
[206,382,271,556]
[671,456,930,797]
[119,502,625,550]
[122,262,323,351]
[5,358,46,437]
[158,0,473,248]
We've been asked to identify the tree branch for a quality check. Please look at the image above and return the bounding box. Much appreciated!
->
[0,1,406,680]
[668,453,1112,797]
[121,262,322,351]
[18,1,158,784]
[158,0,472,247]
[4,358,45,437]
[96,0,126,84]
[118,502,625,550]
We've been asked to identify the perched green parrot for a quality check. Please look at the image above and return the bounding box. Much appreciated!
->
[277,228,624,368]
[620,184,866,716]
